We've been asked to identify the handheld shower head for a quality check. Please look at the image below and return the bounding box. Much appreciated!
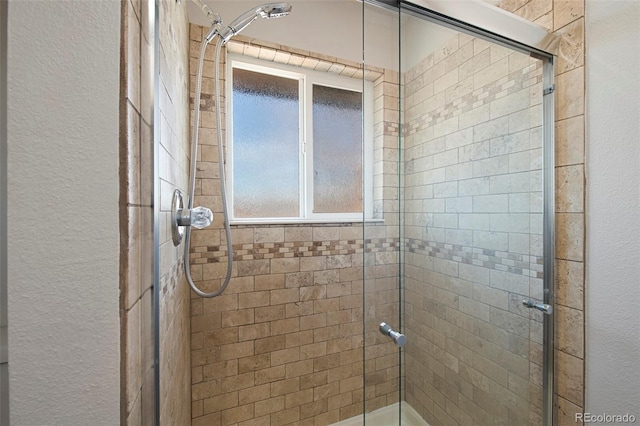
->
[258,3,293,19]
[219,3,292,43]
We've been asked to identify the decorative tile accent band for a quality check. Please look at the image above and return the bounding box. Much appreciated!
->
[404,64,543,137]
[161,259,184,296]
[190,238,400,263]
[405,237,544,279]
[190,235,541,278]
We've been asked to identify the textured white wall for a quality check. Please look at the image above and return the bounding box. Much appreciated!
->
[6,1,121,425]
[585,0,640,417]
[187,0,400,70]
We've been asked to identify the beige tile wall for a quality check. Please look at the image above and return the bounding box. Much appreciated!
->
[188,26,402,425]
[158,0,192,424]
[183,1,584,423]
[121,0,192,424]
[364,66,402,415]
[120,0,155,423]
[399,0,586,424]
[495,3,586,424]
[402,31,546,425]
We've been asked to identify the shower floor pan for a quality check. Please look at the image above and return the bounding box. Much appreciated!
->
[330,402,429,426]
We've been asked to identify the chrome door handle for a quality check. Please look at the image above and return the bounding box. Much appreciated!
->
[379,322,406,347]
[522,299,553,314]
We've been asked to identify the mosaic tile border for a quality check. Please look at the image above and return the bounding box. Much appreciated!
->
[190,238,399,263]
[404,64,543,137]
[405,237,544,279]
[190,235,541,279]
[161,259,183,296]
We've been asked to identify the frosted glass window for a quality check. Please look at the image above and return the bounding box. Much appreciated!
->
[312,85,362,213]
[232,68,299,218]
[228,57,372,223]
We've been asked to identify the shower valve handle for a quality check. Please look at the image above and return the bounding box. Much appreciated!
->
[171,189,214,246]
[189,206,213,229]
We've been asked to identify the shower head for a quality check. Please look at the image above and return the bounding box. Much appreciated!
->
[257,3,293,19]
[219,3,292,43]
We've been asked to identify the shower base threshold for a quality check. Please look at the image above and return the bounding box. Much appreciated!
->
[330,402,430,426]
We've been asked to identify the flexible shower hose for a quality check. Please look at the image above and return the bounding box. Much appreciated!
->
[183,35,233,298]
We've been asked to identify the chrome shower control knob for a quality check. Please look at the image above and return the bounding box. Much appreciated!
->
[171,189,214,246]
[190,206,213,229]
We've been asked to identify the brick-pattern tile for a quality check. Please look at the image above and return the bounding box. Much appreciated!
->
[186,1,587,421]
[121,0,163,424]
[497,0,586,421]
[157,0,192,425]
[122,0,192,424]
[189,26,401,425]
[402,29,550,425]
[190,244,400,424]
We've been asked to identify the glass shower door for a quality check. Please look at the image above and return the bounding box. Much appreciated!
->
[361,1,554,424]
[399,5,550,425]
[362,0,404,424]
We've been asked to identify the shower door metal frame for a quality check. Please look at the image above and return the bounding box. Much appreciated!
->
[152,0,161,424]
[367,0,556,424]
[540,56,555,426]
[0,2,8,423]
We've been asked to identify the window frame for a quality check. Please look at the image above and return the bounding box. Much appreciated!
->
[226,53,374,224]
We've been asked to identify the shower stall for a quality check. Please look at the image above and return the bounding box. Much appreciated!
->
[152,0,556,424]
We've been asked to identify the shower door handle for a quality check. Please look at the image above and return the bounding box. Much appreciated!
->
[379,322,406,347]
[522,299,553,314]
